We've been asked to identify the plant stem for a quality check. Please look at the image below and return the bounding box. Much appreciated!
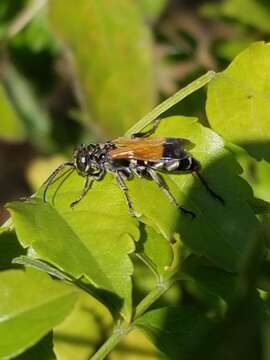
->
[133,277,175,320]
[125,70,216,137]
[89,325,130,360]
[89,278,175,360]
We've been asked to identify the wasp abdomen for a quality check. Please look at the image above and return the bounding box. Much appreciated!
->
[162,138,190,159]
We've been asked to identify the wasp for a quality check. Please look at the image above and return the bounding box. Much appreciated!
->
[43,120,224,218]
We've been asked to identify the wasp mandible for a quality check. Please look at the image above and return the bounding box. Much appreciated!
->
[43,120,224,218]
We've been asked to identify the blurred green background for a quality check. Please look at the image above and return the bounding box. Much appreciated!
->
[1,0,270,359]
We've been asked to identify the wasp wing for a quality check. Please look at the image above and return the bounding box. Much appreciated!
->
[108,137,193,161]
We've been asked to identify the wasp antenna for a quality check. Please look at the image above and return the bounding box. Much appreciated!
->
[42,162,74,203]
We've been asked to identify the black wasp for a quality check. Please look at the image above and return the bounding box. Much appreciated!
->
[43,120,224,218]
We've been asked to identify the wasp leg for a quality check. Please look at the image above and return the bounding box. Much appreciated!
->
[43,162,74,202]
[70,176,93,208]
[131,118,161,139]
[147,168,196,219]
[193,170,225,205]
[115,172,135,216]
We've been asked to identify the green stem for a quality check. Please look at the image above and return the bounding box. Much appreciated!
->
[134,277,175,320]
[125,70,216,137]
[89,326,128,360]
[89,278,175,360]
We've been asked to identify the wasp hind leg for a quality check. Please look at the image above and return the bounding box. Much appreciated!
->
[115,172,136,216]
[193,170,225,205]
[147,168,196,219]
[70,176,93,208]
[132,118,161,139]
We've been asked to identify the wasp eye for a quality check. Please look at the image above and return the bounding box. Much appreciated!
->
[76,155,88,173]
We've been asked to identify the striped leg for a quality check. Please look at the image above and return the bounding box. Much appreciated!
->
[147,168,196,219]
[193,170,225,205]
[115,172,135,216]
[70,176,93,208]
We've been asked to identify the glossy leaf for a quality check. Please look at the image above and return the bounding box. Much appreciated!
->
[49,0,155,136]
[0,268,78,359]
[207,42,270,160]
[127,116,259,272]
[134,306,213,360]
[7,175,139,321]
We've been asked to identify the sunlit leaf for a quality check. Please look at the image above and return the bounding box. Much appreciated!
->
[7,174,139,321]
[207,42,270,160]
[49,0,156,136]
[0,268,78,359]
[136,225,173,279]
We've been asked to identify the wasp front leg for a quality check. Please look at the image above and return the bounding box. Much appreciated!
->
[147,168,196,219]
[70,176,93,208]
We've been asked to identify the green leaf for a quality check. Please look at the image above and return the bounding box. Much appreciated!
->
[206,42,270,160]
[0,267,78,359]
[134,306,213,360]
[228,143,270,204]
[182,255,237,305]
[7,174,139,321]
[136,225,174,279]
[49,0,156,136]
[0,83,26,141]
[128,116,259,272]
[15,332,56,360]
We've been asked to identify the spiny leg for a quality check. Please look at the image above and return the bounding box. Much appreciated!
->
[193,170,225,205]
[147,168,196,219]
[131,118,161,139]
[43,162,74,202]
[70,176,93,208]
[115,172,135,216]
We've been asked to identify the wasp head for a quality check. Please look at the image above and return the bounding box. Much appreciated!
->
[73,144,101,176]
